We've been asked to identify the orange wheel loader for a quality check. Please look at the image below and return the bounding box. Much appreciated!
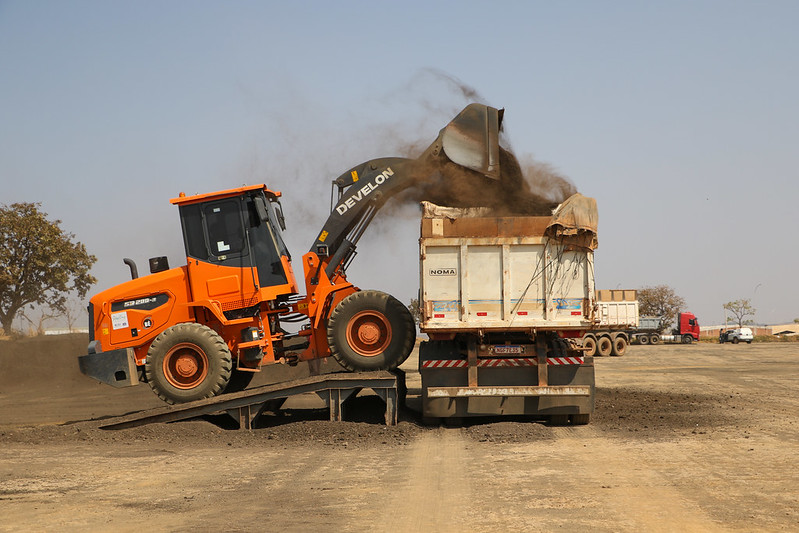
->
[78,104,506,403]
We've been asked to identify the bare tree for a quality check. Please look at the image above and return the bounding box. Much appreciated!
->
[63,299,85,332]
[19,306,60,336]
[637,285,686,332]
[724,299,756,328]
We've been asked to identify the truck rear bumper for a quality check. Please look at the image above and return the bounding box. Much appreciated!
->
[78,343,139,388]
[425,385,591,398]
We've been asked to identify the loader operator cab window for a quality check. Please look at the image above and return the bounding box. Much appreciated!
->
[179,200,246,263]
[204,201,245,257]
[179,193,288,287]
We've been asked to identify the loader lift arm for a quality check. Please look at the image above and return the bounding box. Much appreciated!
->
[310,103,505,284]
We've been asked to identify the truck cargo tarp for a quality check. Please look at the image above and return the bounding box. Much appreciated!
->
[545,194,598,250]
[421,202,494,219]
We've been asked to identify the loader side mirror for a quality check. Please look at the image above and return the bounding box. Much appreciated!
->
[272,201,286,231]
[254,196,269,224]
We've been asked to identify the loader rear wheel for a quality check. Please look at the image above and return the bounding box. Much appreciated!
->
[145,323,232,404]
[327,290,415,372]
[596,336,613,357]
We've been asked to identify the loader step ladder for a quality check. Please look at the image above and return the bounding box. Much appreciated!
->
[99,370,405,430]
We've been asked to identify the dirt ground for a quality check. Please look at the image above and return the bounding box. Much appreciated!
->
[1,335,797,532]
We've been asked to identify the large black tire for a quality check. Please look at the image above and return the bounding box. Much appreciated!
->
[145,323,232,404]
[596,336,613,357]
[582,335,597,357]
[611,335,628,357]
[638,334,650,345]
[327,290,415,372]
[649,334,660,344]
[683,334,694,344]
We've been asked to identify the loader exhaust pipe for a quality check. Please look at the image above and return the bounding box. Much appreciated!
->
[421,103,503,180]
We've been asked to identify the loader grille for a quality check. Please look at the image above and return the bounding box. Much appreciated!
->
[220,296,261,312]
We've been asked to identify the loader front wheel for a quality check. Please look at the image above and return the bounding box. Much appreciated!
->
[328,290,415,372]
[145,323,232,404]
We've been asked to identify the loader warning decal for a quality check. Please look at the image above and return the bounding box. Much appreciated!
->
[111,311,129,331]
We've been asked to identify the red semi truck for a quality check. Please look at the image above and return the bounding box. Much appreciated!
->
[581,290,700,356]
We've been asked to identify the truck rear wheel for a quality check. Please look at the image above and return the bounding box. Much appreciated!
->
[649,334,660,344]
[596,336,613,357]
[145,323,232,404]
[582,335,597,357]
[327,290,415,372]
[638,334,650,345]
[571,413,590,425]
[611,335,627,356]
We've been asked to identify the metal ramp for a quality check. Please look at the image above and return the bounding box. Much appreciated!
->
[100,370,405,430]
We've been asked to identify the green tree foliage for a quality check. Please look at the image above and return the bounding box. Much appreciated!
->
[0,203,97,334]
[723,299,756,328]
[637,285,686,332]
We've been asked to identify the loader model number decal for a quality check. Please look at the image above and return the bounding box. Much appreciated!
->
[335,167,394,215]
[429,268,457,276]
[111,293,170,312]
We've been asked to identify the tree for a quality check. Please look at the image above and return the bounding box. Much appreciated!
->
[0,202,96,334]
[637,285,686,332]
[408,298,421,324]
[723,299,756,328]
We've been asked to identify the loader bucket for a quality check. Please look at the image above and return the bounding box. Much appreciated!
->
[436,103,503,180]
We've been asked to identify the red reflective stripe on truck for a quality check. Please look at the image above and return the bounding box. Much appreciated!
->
[421,357,584,368]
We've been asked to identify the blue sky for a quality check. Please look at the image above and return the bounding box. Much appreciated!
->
[2,1,797,327]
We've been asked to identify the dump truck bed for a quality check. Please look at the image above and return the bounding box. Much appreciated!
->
[419,202,595,334]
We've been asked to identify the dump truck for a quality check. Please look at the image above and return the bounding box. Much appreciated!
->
[78,104,514,405]
[417,195,597,424]
[581,289,700,356]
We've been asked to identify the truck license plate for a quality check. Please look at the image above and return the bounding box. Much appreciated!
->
[493,345,524,354]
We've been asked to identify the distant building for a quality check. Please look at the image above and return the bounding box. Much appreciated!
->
[44,328,89,336]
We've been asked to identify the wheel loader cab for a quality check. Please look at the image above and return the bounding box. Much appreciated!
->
[171,185,298,314]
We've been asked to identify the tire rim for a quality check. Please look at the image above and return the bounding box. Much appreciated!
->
[346,310,392,357]
[163,342,209,389]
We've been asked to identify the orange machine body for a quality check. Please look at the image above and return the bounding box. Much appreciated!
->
[87,184,323,371]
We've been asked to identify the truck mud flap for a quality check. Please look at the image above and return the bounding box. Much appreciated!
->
[78,347,139,388]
